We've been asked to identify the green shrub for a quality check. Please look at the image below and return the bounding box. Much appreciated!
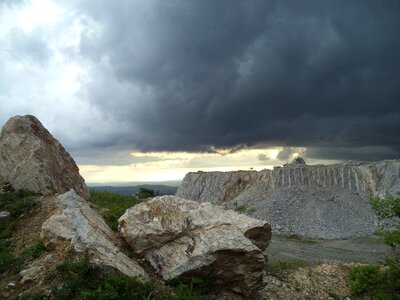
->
[349,265,385,296]
[348,193,400,299]
[136,187,158,199]
[233,201,255,215]
[89,190,143,230]
[370,193,400,248]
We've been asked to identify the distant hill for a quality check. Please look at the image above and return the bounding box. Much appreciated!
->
[89,184,178,196]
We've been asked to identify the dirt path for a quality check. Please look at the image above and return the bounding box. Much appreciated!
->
[268,235,394,264]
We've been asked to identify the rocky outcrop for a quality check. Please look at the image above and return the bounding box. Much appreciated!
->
[41,190,147,279]
[0,115,89,199]
[118,195,271,297]
[176,160,400,239]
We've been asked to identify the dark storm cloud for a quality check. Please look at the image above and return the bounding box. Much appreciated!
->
[306,146,400,161]
[69,0,400,159]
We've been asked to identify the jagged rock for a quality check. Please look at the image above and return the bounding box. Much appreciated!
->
[0,115,89,199]
[41,190,147,279]
[176,160,400,239]
[119,195,271,297]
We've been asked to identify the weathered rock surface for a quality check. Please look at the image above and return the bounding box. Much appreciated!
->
[41,190,147,279]
[0,115,89,199]
[119,195,271,297]
[176,160,400,239]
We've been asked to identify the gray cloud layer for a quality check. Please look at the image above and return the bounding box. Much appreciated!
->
[1,0,400,161]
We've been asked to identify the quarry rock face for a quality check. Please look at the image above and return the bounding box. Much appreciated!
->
[41,190,148,279]
[119,195,271,297]
[176,160,400,239]
[0,115,89,199]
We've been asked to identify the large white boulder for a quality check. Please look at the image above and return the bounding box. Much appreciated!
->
[118,195,271,297]
[41,190,147,279]
[0,115,89,199]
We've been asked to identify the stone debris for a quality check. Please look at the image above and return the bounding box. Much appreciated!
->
[263,263,354,300]
[19,266,44,284]
[0,211,10,219]
[119,195,271,297]
[0,115,89,199]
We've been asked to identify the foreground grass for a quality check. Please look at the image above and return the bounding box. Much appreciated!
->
[0,190,43,273]
[89,190,143,230]
[34,257,211,300]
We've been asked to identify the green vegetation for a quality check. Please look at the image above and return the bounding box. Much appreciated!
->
[136,187,158,199]
[370,193,400,247]
[20,239,46,262]
[233,201,255,215]
[89,190,143,230]
[52,257,215,300]
[348,264,394,299]
[53,256,158,300]
[0,189,37,216]
[167,274,216,298]
[348,193,400,299]
[0,189,40,273]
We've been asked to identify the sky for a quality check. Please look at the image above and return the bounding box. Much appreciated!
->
[1,0,399,184]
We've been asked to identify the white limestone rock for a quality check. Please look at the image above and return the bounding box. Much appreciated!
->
[118,195,271,297]
[0,115,89,199]
[41,190,147,279]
